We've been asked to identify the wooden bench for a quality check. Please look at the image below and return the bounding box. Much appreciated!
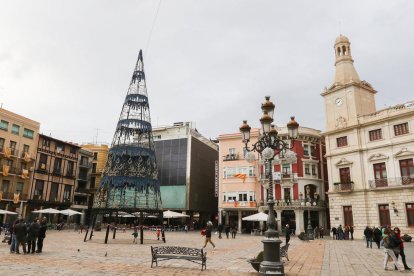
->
[151,246,207,270]
[281,243,289,261]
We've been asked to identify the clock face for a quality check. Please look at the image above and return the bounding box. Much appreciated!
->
[335,98,343,106]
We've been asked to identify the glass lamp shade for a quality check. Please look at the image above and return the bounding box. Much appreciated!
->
[239,120,251,142]
[287,116,299,139]
[262,147,274,160]
[306,201,311,207]
[269,124,278,144]
[245,152,256,163]
[261,96,275,119]
[284,150,297,164]
[260,111,273,133]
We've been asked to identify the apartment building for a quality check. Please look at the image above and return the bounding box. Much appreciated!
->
[27,134,81,213]
[0,108,39,220]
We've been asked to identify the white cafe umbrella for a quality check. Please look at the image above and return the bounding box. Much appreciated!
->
[32,208,61,214]
[121,214,136,218]
[242,212,269,222]
[0,209,18,215]
[59,209,82,216]
[163,210,189,225]
[163,210,189,218]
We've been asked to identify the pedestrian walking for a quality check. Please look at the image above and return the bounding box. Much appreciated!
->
[225,224,230,239]
[36,218,47,253]
[156,228,161,240]
[373,227,382,249]
[9,219,18,253]
[285,224,290,244]
[132,227,138,244]
[231,225,237,239]
[184,225,188,233]
[314,226,319,239]
[393,227,411,271]
[364,226,373,248]
[331,226,337,240]
[319,226,324,239]
[218,223,223,239]
[338,225,344,240]
[350,226,354,240]
[202,221,215,249]
[14,219,27,254]
[27,219,40,254]
[383,228,402,271]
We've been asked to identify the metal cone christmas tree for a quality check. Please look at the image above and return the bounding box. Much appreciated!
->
[93,50,162,211]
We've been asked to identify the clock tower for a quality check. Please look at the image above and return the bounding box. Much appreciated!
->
[321,35,377,132]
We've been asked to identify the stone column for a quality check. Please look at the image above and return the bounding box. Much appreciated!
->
[319,210,325,229]
[275,210,282,232]
[295,209,304,233]
[81,210,86,225]
[238,210,242,233]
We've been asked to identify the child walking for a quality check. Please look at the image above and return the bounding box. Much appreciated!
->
[132,227,138,244]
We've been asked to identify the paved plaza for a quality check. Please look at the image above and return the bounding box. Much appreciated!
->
[0,229,413,275]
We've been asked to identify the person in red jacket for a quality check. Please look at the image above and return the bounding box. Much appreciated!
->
[393,227,411,270]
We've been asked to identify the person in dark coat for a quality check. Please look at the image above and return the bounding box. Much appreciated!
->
[14,219,27,254]
[364,226,373,248]
[373,227,382,249]
[27,219,40,254]
[36,218,47,253]
[217,223,223,239]
[285,224,290,244]
[225,224,230,239]
[331,227,337,240]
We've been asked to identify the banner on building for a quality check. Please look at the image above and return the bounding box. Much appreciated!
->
[13,193,20,204]
[214,160,219,197]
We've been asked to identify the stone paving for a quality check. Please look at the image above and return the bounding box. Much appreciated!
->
[0,229,413,275]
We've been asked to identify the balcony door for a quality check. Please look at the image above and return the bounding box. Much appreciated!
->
[400,159,414,184]
[373,163,387,187]
[379,204,391,226]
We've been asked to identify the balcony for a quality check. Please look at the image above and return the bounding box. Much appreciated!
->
[65,172,76,179]
[52,170,62,176]
[1,192,28,201]
[258,199,327,211]
[221,201,257,208]
[223,154,239,161]
[79,161,92,168]
[369,176,414,189]
[333,182,354,192]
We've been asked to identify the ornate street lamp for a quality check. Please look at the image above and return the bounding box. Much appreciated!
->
[306,201,314,240]
[239,96,299,275]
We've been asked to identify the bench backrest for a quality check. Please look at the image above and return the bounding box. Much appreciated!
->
[152,246,203,256]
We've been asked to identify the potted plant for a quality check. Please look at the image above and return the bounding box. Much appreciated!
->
[247,251,263,272]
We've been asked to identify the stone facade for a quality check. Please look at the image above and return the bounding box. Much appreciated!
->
[322,35,414,238]
[218,126,328,234]
[0,108,40,220]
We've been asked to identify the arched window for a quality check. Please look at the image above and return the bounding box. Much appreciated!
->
[342,45,347,55]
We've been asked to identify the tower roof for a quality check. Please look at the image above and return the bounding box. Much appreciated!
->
[335,34,350,44]
[332,34,360,86]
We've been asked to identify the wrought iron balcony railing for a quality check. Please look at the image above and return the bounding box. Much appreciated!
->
[223,154,239,161]
[369,176,414,188]
[333,181,354,191]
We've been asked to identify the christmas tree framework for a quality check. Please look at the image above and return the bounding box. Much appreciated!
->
[84,50,163,244]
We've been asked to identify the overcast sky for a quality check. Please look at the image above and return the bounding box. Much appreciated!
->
[1,0,413,145]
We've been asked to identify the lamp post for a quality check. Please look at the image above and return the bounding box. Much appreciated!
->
[306,201,314,240]
[239,96,299,275]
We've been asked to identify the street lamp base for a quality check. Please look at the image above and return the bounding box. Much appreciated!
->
[259,239,284,275]
[259,260,284,275]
